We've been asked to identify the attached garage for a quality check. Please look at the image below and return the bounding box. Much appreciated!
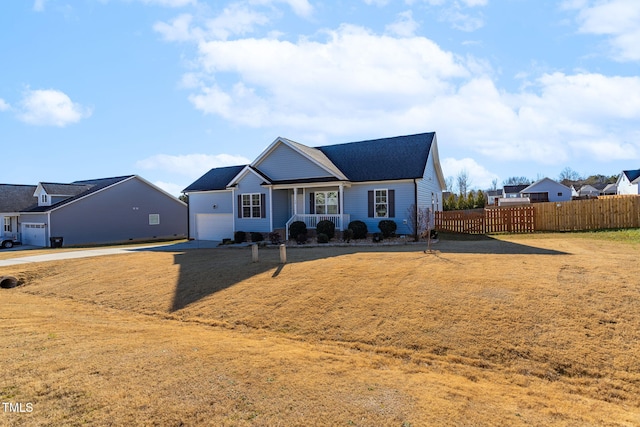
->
[195,213,233,241]
[21,223,47,247]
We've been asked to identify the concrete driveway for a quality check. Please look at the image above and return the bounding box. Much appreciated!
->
[0,240,222,267]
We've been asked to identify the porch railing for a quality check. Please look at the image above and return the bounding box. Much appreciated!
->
[285,214,351,239]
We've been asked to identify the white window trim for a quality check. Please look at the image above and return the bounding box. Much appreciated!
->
[315,191,339,215]
[149,214,160,225]
[241,193,262,219]
[4,217,12,233]
[374,188,389,218]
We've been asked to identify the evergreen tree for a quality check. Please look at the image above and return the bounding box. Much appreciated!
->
[467,190,476,209]
[446,192,456,211]
[456,193,467,210]
[476,191,486,208]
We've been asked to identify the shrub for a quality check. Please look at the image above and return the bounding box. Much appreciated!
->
[268,231,282,245]
[296,233,308,244]
[289,221,307,240]
[317,233,329,243]
[348,220,368,239]
[378,219,397,238]
[234,231,246,243]
[343,228,354,243]
[372,232,383,242]
[316,220,335,240]
[250,232,264,242]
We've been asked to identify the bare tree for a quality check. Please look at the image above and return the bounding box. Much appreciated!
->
[445,176,454,192]
[502,176,531,186]
[456,169,471,197]
[491,178,498,191]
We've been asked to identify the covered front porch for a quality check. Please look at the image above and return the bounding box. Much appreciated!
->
[274,183,351,239]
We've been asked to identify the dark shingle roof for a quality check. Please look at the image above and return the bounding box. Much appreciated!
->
[317,132,435,182]
[183,165,246,192]
[504,184,529,194]
[623,169,640,183]
[0,184,38,212]
[184,132,436,191]
[24,176,134,213]
[41,183,91,196]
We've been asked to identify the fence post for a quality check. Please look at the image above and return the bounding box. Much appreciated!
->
[252,244,259,263]
[279,244,287,264]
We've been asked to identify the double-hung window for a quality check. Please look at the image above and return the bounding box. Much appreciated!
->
[315,191,338,215]
[242,193,262,218]
[374,189,388,218]
[3,217,11,233]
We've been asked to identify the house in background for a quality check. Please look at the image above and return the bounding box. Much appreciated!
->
[502,184,529,198]
[184,132,446,241]
[1,175,187,247]
[616,169,640,195]
[520,177,572,203]
[577,184,601,198]
[486,189,502,206]
[0,184,37,242]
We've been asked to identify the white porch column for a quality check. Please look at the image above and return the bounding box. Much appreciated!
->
[293,188,298,215]
[339,184,344,230]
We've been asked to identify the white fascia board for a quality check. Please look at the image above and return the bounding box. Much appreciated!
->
[227,166,271,188]
[429,135,447,190]
[134,175,188,207]
[269,181,352,190]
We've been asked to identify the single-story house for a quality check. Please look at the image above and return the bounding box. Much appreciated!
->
[1,175,187,247]
[520,178,572,203]
[578,184,601,197]
[183,132,446,240]
[616,169,640,195]
[601,183,617,195]
[486,189,502,206]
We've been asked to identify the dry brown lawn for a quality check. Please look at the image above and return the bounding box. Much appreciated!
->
[1,233,640,426]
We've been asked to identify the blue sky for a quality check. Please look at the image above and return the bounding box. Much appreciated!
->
[2,0,639,195]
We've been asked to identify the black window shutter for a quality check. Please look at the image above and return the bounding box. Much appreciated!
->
[389,190,395,218]
[368,191,374,217]
[261,193,266,218]
[237,195,242,218]
[309,192,315,214]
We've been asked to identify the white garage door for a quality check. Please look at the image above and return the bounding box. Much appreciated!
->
[195,214,233,241]
[21,223,47,247]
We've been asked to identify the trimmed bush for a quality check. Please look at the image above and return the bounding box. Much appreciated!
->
[343,228,354,243]
[268,231,282,245]
[296,233,308,244]
[378,220,397,238]
[289,221,307,241]
[250,232,264,242]
[234,231,246,243]
[316,220,335,240]
[317,233,329,243]
[372,232,383,243]
[348,220,368,239]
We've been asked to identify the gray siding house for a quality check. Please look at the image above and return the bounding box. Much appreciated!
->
[184,132,446,240]
[520,178,572,203]
[4,175,187,247]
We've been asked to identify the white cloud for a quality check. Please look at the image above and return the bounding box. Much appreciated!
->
[441,157,499,190]
[136,153,251,179]
[385,11,419,37]
[17,89,92,127]
[33,0,47,12]
[152,180,187,197]
[0,99,10,111]
[139,0,196,7]
[251,0,313,18]
[568,0,640,62]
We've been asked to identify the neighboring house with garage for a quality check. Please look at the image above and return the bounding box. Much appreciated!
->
[0,184,38,247]
[1,175,187,247]
[183,132,446,241]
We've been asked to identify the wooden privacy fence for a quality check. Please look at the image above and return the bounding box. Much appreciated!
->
[534,195,640,231]
[435,206,535,234]
[435,196,640,234]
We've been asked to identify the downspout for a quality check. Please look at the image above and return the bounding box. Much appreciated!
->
[185,193,191,240]
[414,179,419,241]
[47,211,51,247]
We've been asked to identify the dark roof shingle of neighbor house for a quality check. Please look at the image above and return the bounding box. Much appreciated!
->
[0,184,38,212]
[41,183,91,196]
[24,176,135,213]
[623,169,640,183]
[503,184,529,194]
[183,165,247,192]
[317,132,436,182]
